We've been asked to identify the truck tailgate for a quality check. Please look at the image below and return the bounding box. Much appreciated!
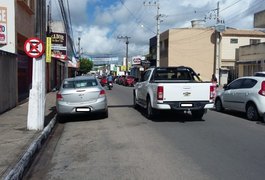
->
[161,82,211,101]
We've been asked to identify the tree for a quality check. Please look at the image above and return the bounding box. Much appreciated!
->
[79,58,93,74]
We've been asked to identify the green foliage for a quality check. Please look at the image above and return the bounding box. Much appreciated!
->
[79,58,93,74]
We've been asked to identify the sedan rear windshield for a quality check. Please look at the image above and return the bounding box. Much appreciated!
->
[63,79,98,89]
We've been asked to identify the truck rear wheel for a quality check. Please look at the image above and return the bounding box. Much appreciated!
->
[146,98,156,120]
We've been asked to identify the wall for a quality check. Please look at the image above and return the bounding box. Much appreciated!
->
[221,36,265,67]
[237,42,265,77]
[0,51,17,114]
[163,28,215,81]
[254,10,265,28]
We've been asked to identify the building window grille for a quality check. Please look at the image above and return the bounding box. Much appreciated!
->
[230,38,238,44]
[250,39,260,45]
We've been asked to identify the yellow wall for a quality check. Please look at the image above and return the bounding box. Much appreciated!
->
[160,28,216,81]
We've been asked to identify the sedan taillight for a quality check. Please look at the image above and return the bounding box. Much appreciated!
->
[57,93,63,101]
[258,81,265,96]
[99,89,106,96]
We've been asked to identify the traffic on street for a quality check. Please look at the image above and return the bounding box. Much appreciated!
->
[24,82,265,180]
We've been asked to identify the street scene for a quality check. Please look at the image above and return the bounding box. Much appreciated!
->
[1,0,265,179]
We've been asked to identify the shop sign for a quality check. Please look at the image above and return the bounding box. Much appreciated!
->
[51,32,67,60]
[0,7,7,45]
[132,57,142,65]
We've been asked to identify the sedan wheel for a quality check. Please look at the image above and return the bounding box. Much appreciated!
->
[246,104,259,121]
[215,98,223,112]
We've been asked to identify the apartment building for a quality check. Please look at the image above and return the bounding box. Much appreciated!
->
[237,9,265,77]
[151,25,265,83]
[221,29,265,80]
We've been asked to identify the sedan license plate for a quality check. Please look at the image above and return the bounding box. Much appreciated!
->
[76,107,91,112]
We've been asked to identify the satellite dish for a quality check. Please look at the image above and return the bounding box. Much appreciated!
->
[215,23,225,32]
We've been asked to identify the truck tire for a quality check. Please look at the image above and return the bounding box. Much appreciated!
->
[191,110,205,120]
[133,91,139,109]
[146,98,156,120]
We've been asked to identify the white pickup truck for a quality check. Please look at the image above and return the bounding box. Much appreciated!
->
[133,66,215,119]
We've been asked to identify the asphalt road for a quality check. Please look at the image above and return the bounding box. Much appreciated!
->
[24,84,265,180]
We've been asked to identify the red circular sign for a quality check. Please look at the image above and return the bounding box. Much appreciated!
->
[24,37,45,58]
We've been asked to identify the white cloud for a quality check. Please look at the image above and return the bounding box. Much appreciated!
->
[52,0,265,58]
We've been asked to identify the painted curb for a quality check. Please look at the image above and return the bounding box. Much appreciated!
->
[3,118,57,180]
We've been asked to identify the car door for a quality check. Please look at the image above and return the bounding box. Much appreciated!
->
[222,79,244,110]
[235,78,257,112]
[136,70,152,104]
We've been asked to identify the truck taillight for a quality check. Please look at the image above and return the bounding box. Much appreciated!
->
[258,81,265,96]
[57,93,63,101]
[210,85,215,100]
[157,86,164,100]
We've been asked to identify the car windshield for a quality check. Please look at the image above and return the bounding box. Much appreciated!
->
[63,79,98,89]
[154,67,200,81]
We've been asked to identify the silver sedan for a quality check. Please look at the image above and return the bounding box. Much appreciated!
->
[56,76,108,122]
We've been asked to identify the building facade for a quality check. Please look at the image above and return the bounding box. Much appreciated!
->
[150,27,265,84]
[236,9,265,77]
[221,29,265,82]
[0,0,36,113]
[155,28,216,81]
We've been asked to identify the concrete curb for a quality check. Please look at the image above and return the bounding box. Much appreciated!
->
[3,118,57,180]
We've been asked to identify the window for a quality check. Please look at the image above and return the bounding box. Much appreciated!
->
[17,0,35,14]
[142,70,151,81]
[250,39,260,45]
[241,79,257,88]
[63,79,98,89]
[228,79,244,89]
[230,38,238,44]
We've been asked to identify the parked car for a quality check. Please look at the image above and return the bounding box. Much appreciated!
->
[117,75,126,85]
[215,76,265,122]
[254,71,265,77]
[123,76,136,86]
[56,76,108,122]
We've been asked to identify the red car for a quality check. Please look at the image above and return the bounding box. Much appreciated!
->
[124,76,136,86]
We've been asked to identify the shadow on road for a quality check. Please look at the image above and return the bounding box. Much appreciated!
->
[213,109,264,124]
[108,105,134,108]
[44,106,57,126]
[57,113,106,123]
[134,106,205,123]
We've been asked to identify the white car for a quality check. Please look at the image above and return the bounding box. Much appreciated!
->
[215,76,265,122]
[254,71,265,77]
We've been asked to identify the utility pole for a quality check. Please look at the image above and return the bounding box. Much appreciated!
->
[215,2,220,84]
[117,36,130,75]
[27,0,46,130]
[78,37,81,59]
[144,0,162,67]
[205,1,224,84]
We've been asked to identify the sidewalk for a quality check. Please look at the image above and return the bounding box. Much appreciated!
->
[0,92,57,179]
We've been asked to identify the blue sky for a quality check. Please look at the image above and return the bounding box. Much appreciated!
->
[52,0,265,58]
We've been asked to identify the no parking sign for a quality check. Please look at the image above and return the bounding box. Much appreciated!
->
[24,37,45,58]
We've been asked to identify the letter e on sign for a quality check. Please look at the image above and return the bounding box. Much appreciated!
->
[24,37,45,58]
